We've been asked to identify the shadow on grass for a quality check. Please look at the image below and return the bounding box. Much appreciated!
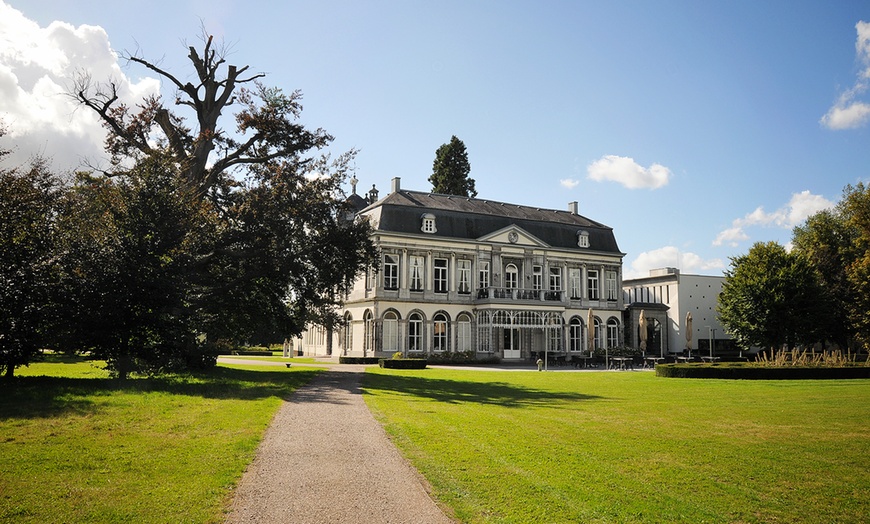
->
[362,373,604,407]
[0,366,321,420]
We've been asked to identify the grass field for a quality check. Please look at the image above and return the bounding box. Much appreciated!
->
[0,356,320,523]
[363,368,870,524]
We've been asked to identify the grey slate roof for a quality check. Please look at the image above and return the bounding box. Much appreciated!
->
[362,190,623,254]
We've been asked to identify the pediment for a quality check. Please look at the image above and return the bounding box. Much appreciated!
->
[478,224,549,248]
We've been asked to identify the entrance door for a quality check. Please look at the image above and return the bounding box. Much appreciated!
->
[503,328,521,359]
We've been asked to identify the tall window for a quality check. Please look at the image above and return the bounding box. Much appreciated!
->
[606,270,618,301]
[457,260,471,294]
[457,313,472,352]
[408,313,422,351]
[383,254,398,290]
[587,269,599,300]
[570,268,582,299]
[433,313,448,352]
[505,264,518,289]
[478,261,490,290]
[549,267,562,291]
[548,319,562,351]
[593,317,601,350]
[607,318,619,348]
[532,265,543,290]
[434,258,448,293]
[383,311,398,352]
[364,310,373,355]
[569,317,583,352]
[343,313,353,354]
[409,255,424,291]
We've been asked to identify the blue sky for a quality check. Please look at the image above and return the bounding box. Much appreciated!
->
[2,0,868,278]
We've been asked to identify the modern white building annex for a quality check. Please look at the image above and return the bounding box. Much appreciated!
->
[299,177,627,360]
[622,267,733,357]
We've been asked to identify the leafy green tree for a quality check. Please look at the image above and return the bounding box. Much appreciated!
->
[429,135,477,197]
[718,241,831,353]
[54,156,204,379]
[70,33,376,371]
[0,151,61,378]
[792,183,870,351]
[792,210,854,349]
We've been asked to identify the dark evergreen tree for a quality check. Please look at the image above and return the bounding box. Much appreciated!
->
[429,135,477,197]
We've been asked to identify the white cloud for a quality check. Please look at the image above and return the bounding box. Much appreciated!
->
[0,1,160,171]
[560,178,580,189]
[821,21,870,130]
[713,190,835,247]
[587,155,672,190]
[624,246,724,279]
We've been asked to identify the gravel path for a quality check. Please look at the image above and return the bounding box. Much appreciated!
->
[224,365,455,524]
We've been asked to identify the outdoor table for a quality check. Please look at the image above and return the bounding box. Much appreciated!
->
[644,357,665,369]
[611,357,632,370]
[701,356,721,363]
[573,356,594,369]
[676,356,692,363]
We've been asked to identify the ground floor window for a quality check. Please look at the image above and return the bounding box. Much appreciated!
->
[457,313,472,352]
[408,313,423,351]
[433,313,448,351]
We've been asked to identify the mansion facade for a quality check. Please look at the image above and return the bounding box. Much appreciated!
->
[299,178,626,360]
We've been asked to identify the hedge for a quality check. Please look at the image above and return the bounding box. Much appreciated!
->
[338,356,381,365]
[378,358,428,369]
[656,364,870,380]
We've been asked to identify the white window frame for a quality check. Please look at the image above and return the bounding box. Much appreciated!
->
[607,318,619,348]
[505,264,518,289]
[549,267,562,291]
[606,270,618,301]
[478,261,490,290]
[434,258,448,293]
[587,269,599,300]
[457,259,471,294]
[408,313,423,351]
[383,311,399,352]
[532,265,543,291]
[570,268,582,299]
[409,255,424,291]
[383,254,399,290]
[457,313,472,352]
[433,313,448,352]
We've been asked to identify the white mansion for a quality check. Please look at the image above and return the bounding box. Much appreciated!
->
[298,178,627,361]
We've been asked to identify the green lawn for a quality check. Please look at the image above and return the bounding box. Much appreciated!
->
[363,368,870,524]
[0,357,320,523]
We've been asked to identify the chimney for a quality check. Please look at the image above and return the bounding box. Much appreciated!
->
[568,201,578,215]
[391,177,401,193]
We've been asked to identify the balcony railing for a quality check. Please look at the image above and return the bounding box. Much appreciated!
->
[477,287,562,302]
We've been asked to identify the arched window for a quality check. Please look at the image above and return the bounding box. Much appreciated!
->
[505,264,518,289]
[383,311,399,352]
[593,317,602,350]
[363,310,373,355]
[457,313,472,352]
[433,313,448,352]
[607,318,619,348]
[569,317,583,352]
[343,312,353,355]
[408,313,423,352]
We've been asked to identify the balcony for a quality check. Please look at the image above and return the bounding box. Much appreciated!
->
[476,287,562,303]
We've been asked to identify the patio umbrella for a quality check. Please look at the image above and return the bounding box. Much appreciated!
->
[586,308,595,357]
[685,312,693,358]
[638,310,648,355]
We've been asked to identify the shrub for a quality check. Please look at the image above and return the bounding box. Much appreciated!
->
[656,363,870,379]
[379,358,427,369]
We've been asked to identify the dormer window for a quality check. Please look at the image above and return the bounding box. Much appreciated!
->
[421,213,437,234]
[577,230,590,248]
